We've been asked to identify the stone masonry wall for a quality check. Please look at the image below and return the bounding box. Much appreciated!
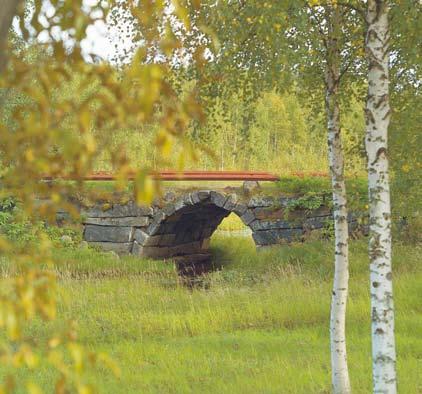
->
[78,190,365,259]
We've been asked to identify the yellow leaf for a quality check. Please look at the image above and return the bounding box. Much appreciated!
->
[48,337,61,348]
[25,149,35,162]
[85,134,97,154]
[156,129,172,158]
[135,171,155,205]
[77,385,93,394]
[402,164,410,173]
[79,110,91,133]
[27,382,43,394]
[22,347,38,368]
[51,193,61,204]
[68,343,84,373]
[6,312,20,341]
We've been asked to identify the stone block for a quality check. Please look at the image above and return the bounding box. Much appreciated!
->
[173,198,187,212]
[83,216,150,227]
[201,238,210,250]
[190,191,201,204]
[136,241,202,259]
[304,206,332,218]
[252,228,304,246]
[278,228,304,242]
[243,181,260,193]
[88,242,133,254]
[169,241,202,256]
[223,194,238,211]
[247,195,275,208]
[195,190,211,202]
[252,230,277,246]
[210,191,228,208]
[175,230,188,243]
[135,245,170,259]
[134,229,149,245]
[163,191,177,202]
[159,233,177,246]
[131,241,143,256]
[163,202,177,216]
[82,202,152,218]
[56,211,72,225]
[183,193,194,205]
[201,227,214,238]
[165,212,182,222]
[303,215,331,230]
[249,219,294,231]
[160,221,177,233]
[252,207,285,220]
[145,234,162,247]
[240,210,256,225]
[146,211,166,235]
[233,203,247,216]
[84,225,133,243]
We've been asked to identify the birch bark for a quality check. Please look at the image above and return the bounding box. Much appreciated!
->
[325,5,351,394]
[365,1,397,393]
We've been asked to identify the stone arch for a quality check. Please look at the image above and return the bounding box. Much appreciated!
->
[131,190,255,259]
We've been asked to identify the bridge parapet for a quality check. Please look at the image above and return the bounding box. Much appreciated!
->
[78,189,365,259]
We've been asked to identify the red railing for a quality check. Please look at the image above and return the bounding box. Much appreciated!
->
[41,170,329,182]
[42,171,281,182]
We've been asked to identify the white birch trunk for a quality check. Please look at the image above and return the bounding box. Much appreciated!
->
[365,1,397,393]
[325,6,351,394]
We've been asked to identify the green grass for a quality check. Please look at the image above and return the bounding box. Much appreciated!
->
[1,237,421,393]
[216,213,247,232]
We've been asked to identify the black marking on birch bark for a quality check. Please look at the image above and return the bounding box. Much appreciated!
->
[365,108,375,125]
[374,94,388,109]
[370,147,388,165]
[382,109,391,121]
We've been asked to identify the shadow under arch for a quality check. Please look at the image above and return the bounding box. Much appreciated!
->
[132,190,256,259]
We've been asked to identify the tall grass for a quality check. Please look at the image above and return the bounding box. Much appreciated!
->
[0,237,421,393]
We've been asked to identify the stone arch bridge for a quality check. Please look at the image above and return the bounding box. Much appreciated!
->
[80,187,360,259]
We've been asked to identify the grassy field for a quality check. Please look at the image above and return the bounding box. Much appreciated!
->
[0,235,421,393]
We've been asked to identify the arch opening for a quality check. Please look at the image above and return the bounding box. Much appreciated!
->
[132,191,256,260]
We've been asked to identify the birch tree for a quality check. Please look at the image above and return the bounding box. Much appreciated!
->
[180,2,365,391]
[365,1,397,392]
[324,5,351,392]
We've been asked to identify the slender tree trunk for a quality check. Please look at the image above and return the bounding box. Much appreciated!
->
[365,1,397,393]
[0,0,20,73]
[325,5,351,394]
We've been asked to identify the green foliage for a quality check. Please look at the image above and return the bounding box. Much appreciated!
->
[285,193,325,211]
[390,89,422,217]
[0,196,15,212]
[0,0,208,391]
[0,203,80,246]
[100,87,369,175]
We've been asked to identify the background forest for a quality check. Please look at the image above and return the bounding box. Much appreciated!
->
[0,1,421,393]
